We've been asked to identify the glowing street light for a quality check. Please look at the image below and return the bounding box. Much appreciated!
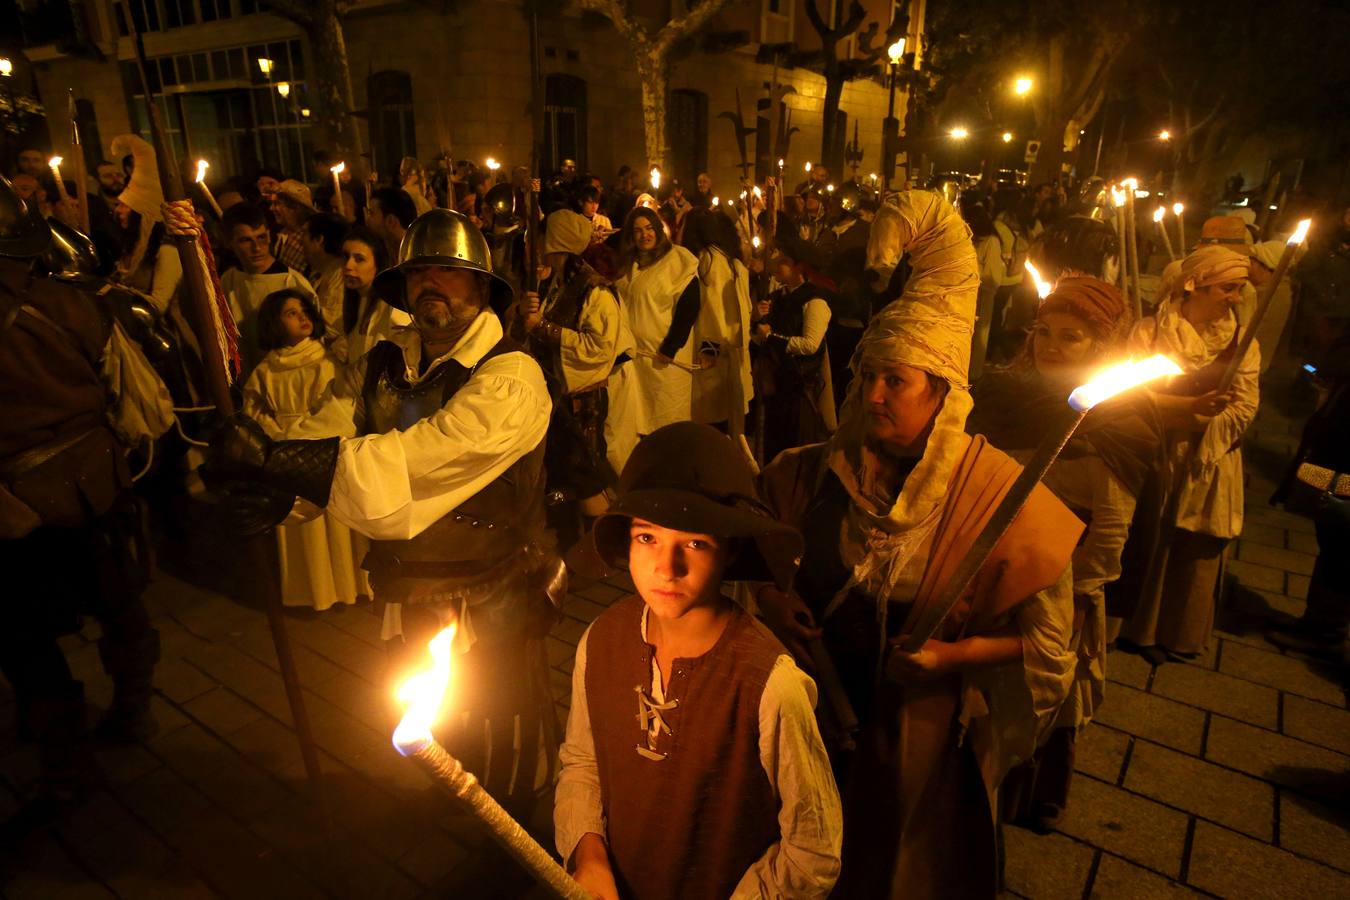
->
[1158,129,1171,141]
[486,157,500,172]
[257,58,273,75]
[949,126,970,140]
[276,81,290,98]
[1001,131,1013,143]
[0,58,12,77]
[1013,76,1033,96]
[887,39,906,64]
[300,108,310,118]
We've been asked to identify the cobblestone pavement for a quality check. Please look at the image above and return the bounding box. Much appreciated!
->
[1,376,1346,899]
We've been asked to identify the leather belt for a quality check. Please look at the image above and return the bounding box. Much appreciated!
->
[0,429,99,482]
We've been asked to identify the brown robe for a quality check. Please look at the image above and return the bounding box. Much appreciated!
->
[762,434,1081,899]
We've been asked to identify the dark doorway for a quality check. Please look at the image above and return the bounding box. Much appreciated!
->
[543,74,587,174]
[669,89,708,186]
[368,70,416,181]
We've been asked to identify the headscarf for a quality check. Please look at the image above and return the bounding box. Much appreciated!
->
[1197,215,1251,246]
[829,190,981,537]
[1180,245,1250,291]
[110,133,165,282]
[543,209,593,257]
[1038,276,1127,342]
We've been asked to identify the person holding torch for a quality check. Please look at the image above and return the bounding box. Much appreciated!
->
[754,201,1084,896]
[1115,245,1257,661]
[970,277,1163,830]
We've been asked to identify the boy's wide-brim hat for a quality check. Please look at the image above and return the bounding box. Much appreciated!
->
[574,422,804,592]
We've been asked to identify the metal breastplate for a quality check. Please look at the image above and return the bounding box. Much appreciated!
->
[359,340,548,570]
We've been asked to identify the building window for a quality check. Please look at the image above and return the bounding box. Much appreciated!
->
[669,89,708,186]
[117,0,263,35]
[543,74,587,175]
[367,70,417,181]
[123,37,311,178]
[761,0,793,44]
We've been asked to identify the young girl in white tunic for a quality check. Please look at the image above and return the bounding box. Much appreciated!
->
[242,288,370,610]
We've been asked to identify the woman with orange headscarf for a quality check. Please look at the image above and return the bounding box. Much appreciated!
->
[971,277,1162,829]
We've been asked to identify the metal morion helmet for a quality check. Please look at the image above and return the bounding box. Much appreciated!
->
[483,182,519,231]
[0,173,53,259]
[371,207,514,314]
[835,181,863,214]
[42,217,101,282]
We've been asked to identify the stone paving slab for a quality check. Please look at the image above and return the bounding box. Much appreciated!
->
[1057,774,1189,877]
[1218,641,1346,706]
[1282,693,1350,755]
[1204,714,1350,800]
[1123,740,1275,840]
[1087,853,1207,899]
[1150,661,1280,728]
[1074,723,1130,783]
[1002,827,1095,900]
[1186,819,1350,899]
[1279,792,1350,875]
[1093,685,1205,755]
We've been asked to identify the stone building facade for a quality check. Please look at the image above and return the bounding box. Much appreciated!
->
[20,0,919,194]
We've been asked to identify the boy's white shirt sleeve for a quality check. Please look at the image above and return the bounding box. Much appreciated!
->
[731,655,843,899]
[784,298,831,356]
[554,627,607,866]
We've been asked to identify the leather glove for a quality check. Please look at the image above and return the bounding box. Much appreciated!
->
[207,414,339,507]
[213,482,295,537]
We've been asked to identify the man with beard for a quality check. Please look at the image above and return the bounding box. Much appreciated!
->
[204,206,558,814]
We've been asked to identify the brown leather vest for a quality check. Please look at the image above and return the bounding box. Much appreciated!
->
[359,336,547,579]
[585,595,782,900]
[532,258,613,396]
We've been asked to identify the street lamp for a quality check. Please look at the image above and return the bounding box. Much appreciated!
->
[276,82,290,98]
[257,57,285,173]
[1001,131,1013,143]
[949,126,970,140]
[0,58,12,77]
[1158,129,1171,141]
[882,38,906,195]
[1013,76,1033,96]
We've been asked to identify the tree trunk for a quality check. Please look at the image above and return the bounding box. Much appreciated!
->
[310,7,362,161]
[819,63,845,173]
[637,51,669,172]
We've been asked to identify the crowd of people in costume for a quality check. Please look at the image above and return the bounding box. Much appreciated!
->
[2,135,1349,898]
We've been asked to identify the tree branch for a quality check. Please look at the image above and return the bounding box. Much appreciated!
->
[575,0,647,48]
[261,0,317,27]
[655,0,742,54]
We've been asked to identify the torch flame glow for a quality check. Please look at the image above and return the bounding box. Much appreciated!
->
[392,623,457,753]
[805,162,812,173]
[1153,206,1165,223]
[752,235,761,249]
[650,167,661,190]
[1121,177,1138,190]
[712,196,720,207]
[49,155,62,168]
[1068,355,1183,413]
[196,159,209,183]
[486,157,500,171]
[1172,202,1184,216]
[1111,187,1126,208]
[752,186,762,199]
[1288,218,1312,246]
[1025,260,1052,300]
[331,162,345,175]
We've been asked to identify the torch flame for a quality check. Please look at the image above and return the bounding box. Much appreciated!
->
[805,162,812,173]
[486,157,500,171]
[752,235,761,249]
[1111,187,1126,208]
[196,159,209,183]
[1288,218,1312,246]
[1153,206,1165,223]
[331,162,346,175]
[1172,202,1184,216]
[712,196,720,207]
[1068,355,1183,413]
[752,186,762,199]
[650,167,661,190]
[1121,177,1139,191]
[49,155,62,168]
[392,623,457,754]
[1025,260,1052,300]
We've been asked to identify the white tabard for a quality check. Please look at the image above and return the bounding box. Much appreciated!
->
[691,247,753,432]
[616,244,699,434]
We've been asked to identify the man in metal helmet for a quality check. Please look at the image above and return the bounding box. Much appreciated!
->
[0,175,162,831]
[207,206,558,813]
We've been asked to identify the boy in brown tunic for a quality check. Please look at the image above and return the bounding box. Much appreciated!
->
[555,422,841,900]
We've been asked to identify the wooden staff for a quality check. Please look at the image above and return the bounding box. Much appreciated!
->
[1122,180,1143,318]
[123,2,325,800]
[1154,206,1177,262]
[67,89,90,233]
